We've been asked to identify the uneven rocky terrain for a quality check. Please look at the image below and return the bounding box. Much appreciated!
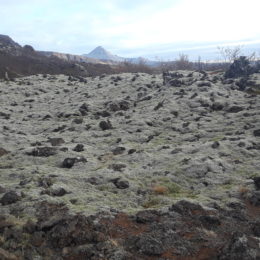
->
[0,70,259,259]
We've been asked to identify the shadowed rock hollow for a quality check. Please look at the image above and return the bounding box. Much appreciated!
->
[0,70,259,259]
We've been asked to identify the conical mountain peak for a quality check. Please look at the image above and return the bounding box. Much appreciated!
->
[84,46,124,62]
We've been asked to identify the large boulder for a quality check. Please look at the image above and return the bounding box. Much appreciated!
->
[0,191,21,205]
[62,157,87,168]
[99,120,113,130]
[106,100,130,112]
[0,147,9,157]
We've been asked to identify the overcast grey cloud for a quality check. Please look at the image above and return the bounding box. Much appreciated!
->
[1,0,260,59]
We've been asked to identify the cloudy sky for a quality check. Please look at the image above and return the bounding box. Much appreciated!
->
[1,0,260,59]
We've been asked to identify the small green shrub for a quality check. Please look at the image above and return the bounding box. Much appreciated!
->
[164,182,181,194]
[142,196,163,208]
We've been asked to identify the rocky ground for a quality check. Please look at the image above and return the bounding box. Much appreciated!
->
[0,70,259,259]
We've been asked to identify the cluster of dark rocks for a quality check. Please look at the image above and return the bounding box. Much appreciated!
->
[0,199,259,259]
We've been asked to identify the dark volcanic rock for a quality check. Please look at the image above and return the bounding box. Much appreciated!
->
[170,148,182,154]
[96,110,111,117]
[112,178,129,189]
[253,177,260,190]
[42,115,52,120]
[52,125,66,132]
[72,117,83,124]
[226,106,244,113]
[253,129,260,137]
[44,214,104,248]
[0,111,10,119]
[211,101,224,111]
[62,157,87,168]
[38,177,54,188]
[136,210,159,223]
[86,177,102,185]
[236,77,248,91]
[0,147,9,157]
[26,147,57,157]
[112,146,126,155]
[135,235,164,256]
[62,158,77,168]
[108,100,130,112]
[0,197,260,259]
[170,200,204,215]
[212,141,220,148]
[248,143,260,150]
[163,71,183,87]
[79,103,89,116]
[169,78,182,87]
[42,187,69,197]
[59,147,68,152]
[249,191,260,206]
[108,163,126,172]
[73,144,84,152]
[0,191,21,205]
[218,235,259,260]
[128,148,136,154]
[252,221,260,237]
[99,120,113,130]
[198,215,221,229]
[197,81,211,87]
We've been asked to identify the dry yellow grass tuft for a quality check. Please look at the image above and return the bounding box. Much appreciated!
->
[152,185,169,195]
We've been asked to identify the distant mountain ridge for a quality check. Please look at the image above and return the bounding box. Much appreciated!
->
[0,34,156,66]
[0,34,35,56]
[83,46,124,62]
[0,34,103,65]
[0,34,20,51]
[0,34,157,79]
[0,35,114,79]
[83,46,157,66]
[38,51,102,64]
